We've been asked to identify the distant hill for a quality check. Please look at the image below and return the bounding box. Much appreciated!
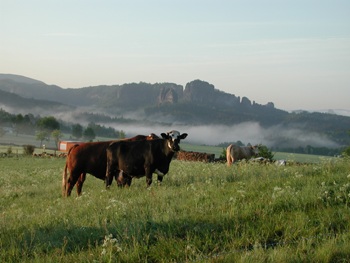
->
[0,74,46,85]
[0,74,280,115]
[1,73,350,148]
[0,89,74,114]
[318,109,350,117]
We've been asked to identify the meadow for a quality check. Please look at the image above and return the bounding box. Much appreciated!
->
[1,153,350,263]
[0,132,334,163]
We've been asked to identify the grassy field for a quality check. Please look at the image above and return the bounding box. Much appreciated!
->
[0,132,335,163]
[1,154,350,262]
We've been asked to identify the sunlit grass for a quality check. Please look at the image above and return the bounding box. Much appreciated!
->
[0,156,350,262]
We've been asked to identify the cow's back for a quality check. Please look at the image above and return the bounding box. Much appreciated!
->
[68,141,112,179]
[237,146,252,159]
[107,139,172,177]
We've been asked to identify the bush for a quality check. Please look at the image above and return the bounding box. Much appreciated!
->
[258,145,275,160]
[7,146,12,155]
[219,147,227,159]
[343,146,350,157]
[23,145,35,155]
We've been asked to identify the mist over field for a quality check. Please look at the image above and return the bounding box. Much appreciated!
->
[41,109,339,148]
[0,105,341,149]
[107,122,339,148]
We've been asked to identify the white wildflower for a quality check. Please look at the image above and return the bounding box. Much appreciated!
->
[273,186,282,192]
[101,234,122,256]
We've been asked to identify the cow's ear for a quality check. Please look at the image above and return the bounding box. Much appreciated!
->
[161,133,168,139]
[180,133,188,140]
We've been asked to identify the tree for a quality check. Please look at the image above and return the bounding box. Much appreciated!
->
[13,114,24,136]
[71,124,83,139]
[51,129,63,149]
[37,116,60,132]
[343,147,350,157]
[343,130,350,156]
[87,122,99,134]
[36,116,60,143]
[13,114,35,135]
[119,130,126,139]
[36,131,49,147]
[83,127,96,142]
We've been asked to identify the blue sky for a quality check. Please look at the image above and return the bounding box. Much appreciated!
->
[1,0,350,111]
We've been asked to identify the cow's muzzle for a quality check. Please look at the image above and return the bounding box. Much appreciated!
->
[172,144,180,152]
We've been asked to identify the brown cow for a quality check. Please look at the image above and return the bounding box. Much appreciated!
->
[105,130,188,188]
[62,134,159,197]
[226,144,259,166]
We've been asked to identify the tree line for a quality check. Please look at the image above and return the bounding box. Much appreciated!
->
[0,108,125,149]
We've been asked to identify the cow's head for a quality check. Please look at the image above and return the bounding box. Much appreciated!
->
[161,130,188,152]
[251,145,260,157]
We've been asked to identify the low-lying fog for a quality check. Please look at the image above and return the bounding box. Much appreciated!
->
[3,106,339,148]
[107,122,339,148]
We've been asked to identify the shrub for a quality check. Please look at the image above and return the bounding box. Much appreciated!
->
[219,147,226,159]
[258,145,275,160]
[23,145,35,155]
[7,146,12,155]
[342,146,350,157]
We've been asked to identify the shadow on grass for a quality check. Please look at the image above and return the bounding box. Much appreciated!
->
[2,217,241,260]
[1,224,105,257]
[4,216,347,261]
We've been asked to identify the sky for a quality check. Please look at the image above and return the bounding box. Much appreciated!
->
[1,0,350,112]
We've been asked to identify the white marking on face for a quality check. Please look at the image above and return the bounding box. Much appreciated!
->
[168,130,180,140]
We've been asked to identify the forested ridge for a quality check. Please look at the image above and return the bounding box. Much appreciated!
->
[0,74,350,155]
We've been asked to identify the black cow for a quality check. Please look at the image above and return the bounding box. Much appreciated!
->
[62,134,159,197]
[105,130,188,188]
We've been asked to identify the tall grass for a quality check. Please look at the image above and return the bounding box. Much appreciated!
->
[1,156,350,262]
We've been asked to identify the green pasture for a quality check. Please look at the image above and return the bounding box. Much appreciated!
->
[1,155,350,262]
[0,132,336,163]
[0,133,59,149]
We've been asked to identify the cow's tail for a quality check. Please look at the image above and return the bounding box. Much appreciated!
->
[226,144,233,166]
[62,144,79,197]
[62,161,68,197]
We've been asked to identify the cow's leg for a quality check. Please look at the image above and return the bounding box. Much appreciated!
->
[155,169,164,186]
[66,172,80,197]
[105,160,115,189]
[116,171,132,187]
[116,170,125,187]
[145,167,153,187]
[124,175,132,187]
[146,176,152,187]
[76,173,86,196]
[157,175,163,185]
